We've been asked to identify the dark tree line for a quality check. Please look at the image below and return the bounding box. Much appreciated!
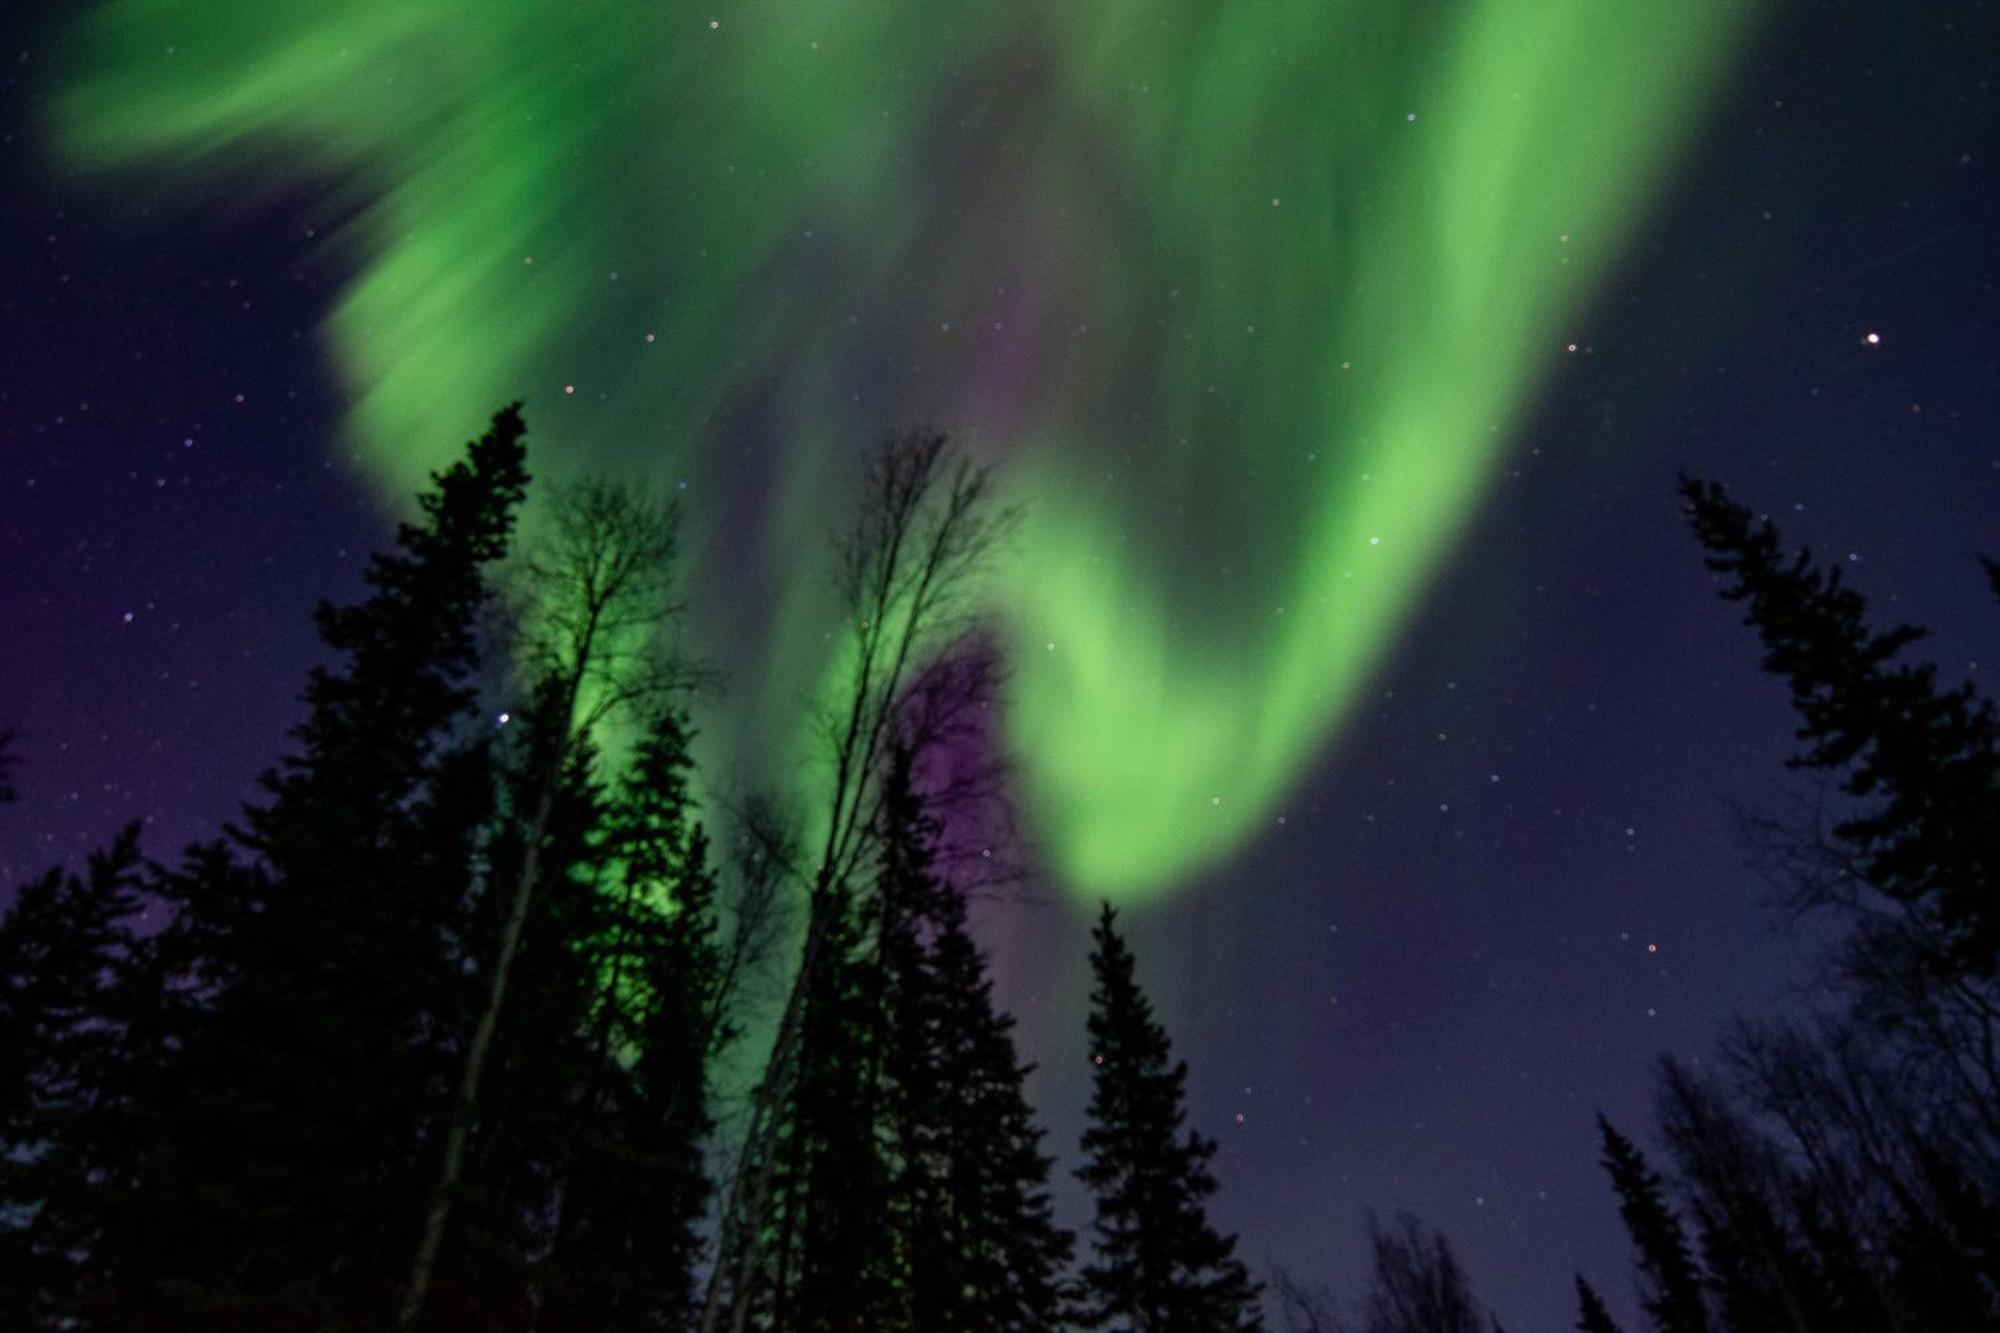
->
[36,420,1988,1333]
[0,407,738,1331]
[1573,480,2000,1333]
[0,409,1265,1332]
[1263,476,1999,1333]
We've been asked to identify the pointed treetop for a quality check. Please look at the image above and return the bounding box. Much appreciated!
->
[1596,1113,1709,1333]
[1575,1275,1625,1333]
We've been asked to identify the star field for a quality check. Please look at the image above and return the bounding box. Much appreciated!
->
[3,1,1996,1326]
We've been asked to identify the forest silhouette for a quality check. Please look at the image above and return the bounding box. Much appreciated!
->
[2,412,1995,1331]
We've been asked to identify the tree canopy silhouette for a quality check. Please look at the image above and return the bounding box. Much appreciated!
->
[1074,902,1262,1332]
[1681,475,2000,974]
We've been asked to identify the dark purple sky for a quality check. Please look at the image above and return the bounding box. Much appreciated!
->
[3,3,1996,1326]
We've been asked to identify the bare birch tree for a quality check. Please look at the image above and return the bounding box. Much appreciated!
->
[700,429,1014,1333]
[402,480,690,1328]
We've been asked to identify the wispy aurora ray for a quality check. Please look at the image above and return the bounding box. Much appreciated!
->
[53,1,1757,902]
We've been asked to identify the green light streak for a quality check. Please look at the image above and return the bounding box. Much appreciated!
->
[52,0,1757,902]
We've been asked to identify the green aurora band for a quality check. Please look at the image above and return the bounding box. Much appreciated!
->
[52,1,1758,902]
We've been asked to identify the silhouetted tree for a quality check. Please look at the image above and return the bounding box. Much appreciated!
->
[415,688,613,1329]
[1574,1276,1625,1333]
[132,405,531,1329]
[704,430,1013,1332]
[1654,1059,1821,1333]
[404,477,686,1326]
[1353,1212,1495,1333]
[1901,1139,2000,1325]
[875,745,1071,1331]
[1596,1115,1709,1333]
[1724,1015,1996,1328]
[1682,476,2000,975]
[0,828,153,1327]
[763,874,899,1332]
[1074,902,1262,1332]
[1269,1267,1339,1333]
[535,706,734,1332]
[1638,479,2000,1330]
[34,440,729,1333]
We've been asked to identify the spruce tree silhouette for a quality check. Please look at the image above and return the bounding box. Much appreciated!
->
[1681,476,2000,973]
[1650,479,2000,1329]
[875,744,1072,1332]
[1595,1114,1709,1333]
[1074,901,1261,1332]
[768,869,899,1332]
[1574,1276,1625,1333]
[535,705,732,1332]
[159,405,529,1328]
[0,827,154,1327]
[6,414,744,1333]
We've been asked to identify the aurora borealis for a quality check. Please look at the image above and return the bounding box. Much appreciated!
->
[51,0,1758,899]
[9,0,1999,1323]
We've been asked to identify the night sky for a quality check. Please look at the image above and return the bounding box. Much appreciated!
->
[3,2,1996,1327]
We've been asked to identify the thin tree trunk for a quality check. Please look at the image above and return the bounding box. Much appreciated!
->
[398,780,556,1329]
[700,437,996,1330]
[700,881,832,1333]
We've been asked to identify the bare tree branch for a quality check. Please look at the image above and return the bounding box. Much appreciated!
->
[700,428,1015,1332]
[1270,1264,1342,1333]
[403,478,695,1329]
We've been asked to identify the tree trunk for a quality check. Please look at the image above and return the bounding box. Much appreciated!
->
[699,881,833,1333]
[398,780,555,1330]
